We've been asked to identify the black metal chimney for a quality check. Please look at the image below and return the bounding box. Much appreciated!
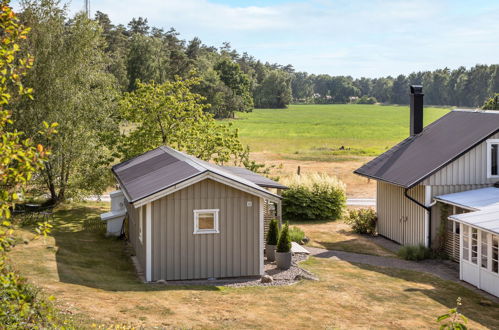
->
[410,85,424,136]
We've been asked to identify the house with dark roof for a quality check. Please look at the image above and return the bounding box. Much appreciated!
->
[103,146,287,282]
[355,86,499,297]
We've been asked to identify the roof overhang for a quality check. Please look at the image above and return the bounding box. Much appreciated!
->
[129,171,281,208]
[434,187,499,211]
[449,208,499,236]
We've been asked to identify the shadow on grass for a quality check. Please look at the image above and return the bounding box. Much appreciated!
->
[314,240,385,256]
[52,204,219,292]
[350,262,499,329]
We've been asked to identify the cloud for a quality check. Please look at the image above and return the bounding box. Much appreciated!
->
[12,0,499,77]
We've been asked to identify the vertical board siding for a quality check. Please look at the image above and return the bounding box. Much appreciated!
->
[149,179,260,281]
[377,181,426,245]
[125,202,146,272]
[423,132,499,186]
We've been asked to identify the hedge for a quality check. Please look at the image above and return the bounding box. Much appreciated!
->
[282,173,346,221]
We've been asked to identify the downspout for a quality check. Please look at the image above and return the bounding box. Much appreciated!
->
[404,187,433,248]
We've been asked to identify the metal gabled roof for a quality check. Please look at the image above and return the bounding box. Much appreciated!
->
[354,110,499,188]
[112,146,282,204]
[221,166,288,190]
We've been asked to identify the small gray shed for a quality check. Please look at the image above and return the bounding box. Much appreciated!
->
[111,146,286,282]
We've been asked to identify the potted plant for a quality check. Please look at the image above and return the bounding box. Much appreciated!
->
[276,222,292,270]
[266,219,279,262]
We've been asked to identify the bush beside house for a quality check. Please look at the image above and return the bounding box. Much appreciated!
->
[282,173,346,221]
[345,208,377,235]
[276,222,292,269]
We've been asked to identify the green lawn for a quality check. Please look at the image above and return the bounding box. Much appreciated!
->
[9,202,499,328]
[229,104,449,160]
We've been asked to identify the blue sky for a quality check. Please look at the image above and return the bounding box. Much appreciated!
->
[13,0,499,77]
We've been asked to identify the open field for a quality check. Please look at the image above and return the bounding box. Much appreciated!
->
[230,104,450,158]
[229,104,449,198]
[9,202,499,328]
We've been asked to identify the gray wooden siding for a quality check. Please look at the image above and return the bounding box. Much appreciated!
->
[126,202,146,271]
[150,178,260,281]
[376,181,426,246]
[423,132,499,186]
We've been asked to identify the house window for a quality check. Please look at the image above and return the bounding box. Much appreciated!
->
[486,139,499,178]
[493,235,498,274]
[462,225,469,261]
[193,209,219,234]
[471,227,478,264]
[481,231,488,269]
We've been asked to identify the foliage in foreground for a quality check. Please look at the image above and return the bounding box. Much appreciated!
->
[397,244,432,261]
[266,219,279,246]
[276,222,291,253]
[289,226,305,243]
[345,208,377,235]
[282,173,346,221]
[0,1,60,326]
[437,297,468,330]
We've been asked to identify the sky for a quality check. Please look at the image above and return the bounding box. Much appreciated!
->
[12,0,499,78]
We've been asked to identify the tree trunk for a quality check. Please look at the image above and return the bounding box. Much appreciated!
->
[44,163,58,204]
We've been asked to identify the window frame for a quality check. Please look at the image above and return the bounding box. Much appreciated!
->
[486,139,499,178]
[193,209,220,235]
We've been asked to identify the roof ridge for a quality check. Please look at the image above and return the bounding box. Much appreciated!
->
[159,146,207,172]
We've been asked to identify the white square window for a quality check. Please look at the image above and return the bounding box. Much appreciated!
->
[486,139,499,178]
[193,209,219,234]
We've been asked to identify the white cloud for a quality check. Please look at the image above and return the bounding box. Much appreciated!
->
[13,0,499,77]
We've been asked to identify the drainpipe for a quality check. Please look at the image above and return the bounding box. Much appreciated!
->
[404,187,432,248]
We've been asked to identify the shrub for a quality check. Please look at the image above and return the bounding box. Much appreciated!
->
[289,226,305,243]
[356,95,377,104]
[397,244,432,261]
[282,173,346,221]
[345,208,377,235]
[276,222,291,253]
[266,219,279,245]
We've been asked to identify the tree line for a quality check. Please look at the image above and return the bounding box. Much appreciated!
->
[291,66,499,107]
[7,0,499,205]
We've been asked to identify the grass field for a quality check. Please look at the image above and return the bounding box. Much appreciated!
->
[229,104,450,161]
[10,202,499,328]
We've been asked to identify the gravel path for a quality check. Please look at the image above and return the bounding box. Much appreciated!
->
[151,254,316,288]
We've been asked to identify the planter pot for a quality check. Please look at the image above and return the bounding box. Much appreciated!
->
[276,251,292,270]
[266,244,276,262]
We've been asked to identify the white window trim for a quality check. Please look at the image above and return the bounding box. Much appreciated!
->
[138,206,143,243]
[486,139,499,178]
[193,209,220,234]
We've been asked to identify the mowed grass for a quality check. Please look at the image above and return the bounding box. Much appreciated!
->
[292,220,395,257]
[9,202,499,328]
[229,104,449,160]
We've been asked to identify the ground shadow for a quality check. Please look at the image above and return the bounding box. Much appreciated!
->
[333,259,499,328]
[52,205,219,292]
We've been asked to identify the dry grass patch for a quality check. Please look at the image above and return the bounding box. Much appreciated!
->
[8,202,499,328]
[250,152,376,198]
[293,220,394,257]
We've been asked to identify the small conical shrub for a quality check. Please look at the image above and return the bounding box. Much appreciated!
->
[266,219,279,245]
[276,222,291,253]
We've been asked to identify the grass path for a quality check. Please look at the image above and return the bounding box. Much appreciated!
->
[8,202,499,328]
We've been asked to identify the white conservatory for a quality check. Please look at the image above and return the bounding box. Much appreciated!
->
[436,187,499,297]
[450,209,499,297]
